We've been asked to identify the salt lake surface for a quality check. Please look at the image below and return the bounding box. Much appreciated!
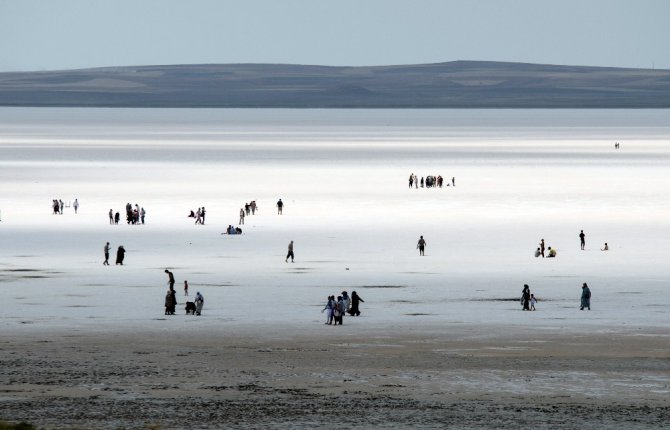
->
[1,108,670,333]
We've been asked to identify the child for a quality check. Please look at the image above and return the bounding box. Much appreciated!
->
[530,294,537,311]
[184,280,189,296]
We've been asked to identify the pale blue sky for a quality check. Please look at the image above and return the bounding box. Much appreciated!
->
[1,0,668,72]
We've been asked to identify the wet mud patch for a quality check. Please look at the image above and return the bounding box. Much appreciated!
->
[360,285,406,289]
[404,313,435,316]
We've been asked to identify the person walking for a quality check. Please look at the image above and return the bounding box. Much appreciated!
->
[580,283,591,310]
[417,235,427,256]
[239,208,245,225]
[285,240,294,263]
[579,230,586,250]
[530,294,537,311]
[348,291,364,316]
[194,291,204,316]
[103,242,110,265]
[522,284,531,311]
[277,199,284,215]
[115,246,125,265]
[195,208,202,224]
[165,269,175,290]
[73,198,79,214]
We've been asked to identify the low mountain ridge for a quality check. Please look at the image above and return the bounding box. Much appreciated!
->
[0,61,668,108]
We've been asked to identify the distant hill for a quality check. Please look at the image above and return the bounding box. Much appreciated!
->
[1,61,669,108]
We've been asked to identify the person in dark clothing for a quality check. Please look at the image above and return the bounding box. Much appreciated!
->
[522,284,531,311]
[417,236,427,256]
[348,291,364,316]
[165,288,177,315]
[114,211,120,224]
[165,269,175,289]
[277,199,284,215]
[115,246,125,265]
[285,240,294,263]
[540,239,545,258]
[579,230,586,250]
[580,283,591,310]
[103,242,110,266]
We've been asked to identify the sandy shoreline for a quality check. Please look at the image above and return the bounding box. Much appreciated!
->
[1,325,668,429]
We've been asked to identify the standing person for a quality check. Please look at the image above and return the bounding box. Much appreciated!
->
[322,295,334,325]
[540,239,546,258]
[341,291,351,314]
[579,230,586,250]
[103,242,110,265]
[251,201,257,215]
[140,207,146,224]
[195,208,202,224]
[109,209,114,224]
[184,280,189,296]
[348,291,364,316]
[165,269,175,290]
[277,199,284,215]
[334,296,344,325]
[73,199,79,214]
[201,207,206,224]
[194,291,204,316]
[420,177,424,188]
[530,294,537,311]
[580,283,591,310]
[409,174,414,189]
[115,246,125,265]
[239,208,245,225]
[59,199,64,214]
[522,284,531,311]
[285,240,294,263]
[245,203,251,216]
[114,211,120,224]
[417,235,427,256]
[165,288,177,315]
[452,177,455,186]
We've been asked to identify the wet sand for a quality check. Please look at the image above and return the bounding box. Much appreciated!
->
[1,325,668,429]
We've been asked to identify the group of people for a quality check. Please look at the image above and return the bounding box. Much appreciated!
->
[535,239,557,258]
[408,173,455,189]
[164,269,204,315]
[520,283,591,311]
[322,291,364,325]
[239,200,258,225]
[536,230,610,257]
[124,203,146,225]
[52,198,79,214]
[103,242,125,265]
[188,207,206,224]
[224,225,243,235]
[520,284,537,311]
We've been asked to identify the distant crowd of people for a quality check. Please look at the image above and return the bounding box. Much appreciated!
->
[51,198,79,214]
[408,173,455,188]
[322,291,364,325]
